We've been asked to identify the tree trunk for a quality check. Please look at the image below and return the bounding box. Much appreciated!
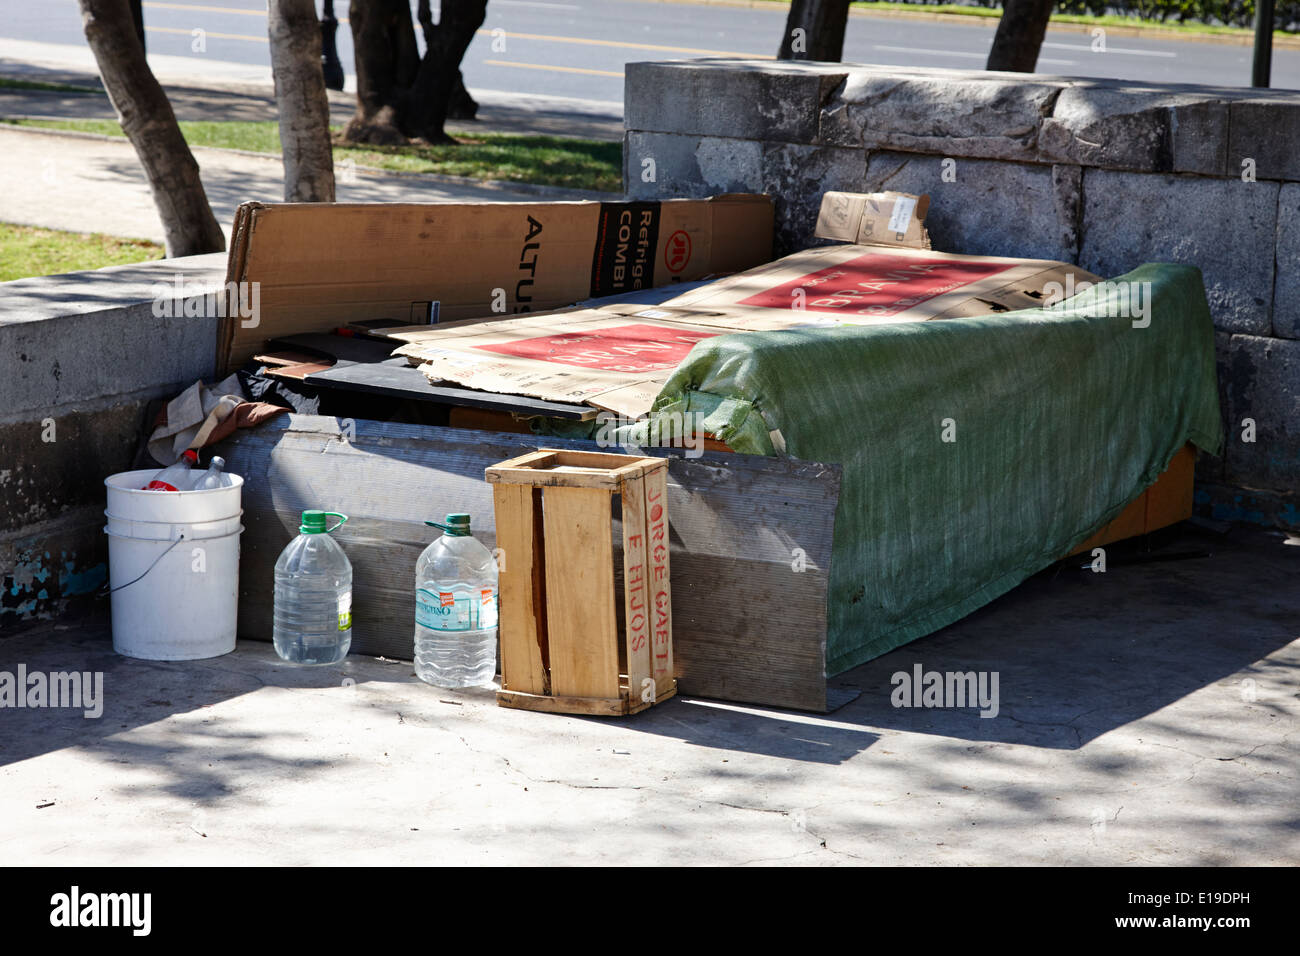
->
[777,0,851,62]
[128,0,144,52]
[405,0,487,142]
[344,0,422,144]
[343,0,486,145]
[268,0,336,202]
[78,0,224,257]
[448,70,478,120]
[986,0,1054,72]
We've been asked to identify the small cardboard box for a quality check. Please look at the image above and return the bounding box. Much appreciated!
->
[218,194,774,373]
[815,190,932,249]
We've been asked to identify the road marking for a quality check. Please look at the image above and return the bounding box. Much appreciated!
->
[1041,41,1178,58]
[146,25,267,42]
[483,59,623,78]
[480,29,769,58]
[496,0,582,9]
[143,1,267,16]
[873,43,1076,66]
[873,44,985,59]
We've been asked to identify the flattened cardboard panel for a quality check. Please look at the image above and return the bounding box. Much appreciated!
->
[383,245,1105,419]
[219,196,774,374]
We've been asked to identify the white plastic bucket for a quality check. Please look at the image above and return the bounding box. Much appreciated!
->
[104,469,244,661]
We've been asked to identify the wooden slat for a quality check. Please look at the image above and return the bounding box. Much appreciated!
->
[492,483,549,695]
[497,682,676,716]
[488,451,557,473]
[620,473,653,707]
[497,690,629,716]
[486,466,620,490]
[541,486,621,700]
[546,449,655,470]
[644,465,674,695]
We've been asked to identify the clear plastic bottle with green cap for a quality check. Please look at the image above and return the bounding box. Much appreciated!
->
[413,513,498,688]
[273,510,353,665]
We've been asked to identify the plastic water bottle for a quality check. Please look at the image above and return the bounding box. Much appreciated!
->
[414,513,498,688]
[192,456,227,490]
[143,449,197,491]
[273,510,353,665]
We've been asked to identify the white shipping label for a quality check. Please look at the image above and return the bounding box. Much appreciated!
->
[887,197,917,235]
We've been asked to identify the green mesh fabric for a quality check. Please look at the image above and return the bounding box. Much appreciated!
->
[634,264,1223,674]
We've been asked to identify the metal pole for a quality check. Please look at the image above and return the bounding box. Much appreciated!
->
[1252,0,1274,88]
[321,0,345,91]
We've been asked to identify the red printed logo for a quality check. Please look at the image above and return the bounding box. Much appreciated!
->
[664,230,692,273]
[739,251,1013,318]
[477,323,717,374]
[439,592,454,608]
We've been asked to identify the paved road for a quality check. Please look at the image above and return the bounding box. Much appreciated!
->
[0,0,1296,110]
[0,125,595,243]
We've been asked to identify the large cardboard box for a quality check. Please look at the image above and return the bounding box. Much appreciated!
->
[218,195,774,373]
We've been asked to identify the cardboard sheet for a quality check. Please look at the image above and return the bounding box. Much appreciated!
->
[390,241,1105,418]
[218,194,774,373]
[661,243,1103,325]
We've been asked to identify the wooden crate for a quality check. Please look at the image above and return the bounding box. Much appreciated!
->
[485,448,676,716]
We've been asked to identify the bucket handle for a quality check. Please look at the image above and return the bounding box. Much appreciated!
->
[100,532,186,598]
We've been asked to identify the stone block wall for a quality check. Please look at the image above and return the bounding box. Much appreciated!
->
[625,60,1300,528]
[0,255,225,625]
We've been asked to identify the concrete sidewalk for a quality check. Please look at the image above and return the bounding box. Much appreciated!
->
[0,126,605,244]
[1,523,1296,865]
[0,46,621,243]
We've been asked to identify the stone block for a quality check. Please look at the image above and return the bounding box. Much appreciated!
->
[1079,170,1277,335]
[860,152,1081,262]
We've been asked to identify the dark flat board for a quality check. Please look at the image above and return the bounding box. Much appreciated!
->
[266,332,402,365]
[303,362,597,421]
[214,415,841,712]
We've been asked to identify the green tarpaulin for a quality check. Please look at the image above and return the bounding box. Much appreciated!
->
[616,264,1223,674]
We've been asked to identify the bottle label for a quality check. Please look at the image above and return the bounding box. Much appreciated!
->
[144,480,179,492]
[338,591,352,632]
[416,586,496,631]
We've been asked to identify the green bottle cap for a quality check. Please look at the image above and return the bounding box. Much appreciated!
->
[301,510,348,534]
[425,513,471,536]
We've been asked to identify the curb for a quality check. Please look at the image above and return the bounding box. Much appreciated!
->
[0,122,620,200]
